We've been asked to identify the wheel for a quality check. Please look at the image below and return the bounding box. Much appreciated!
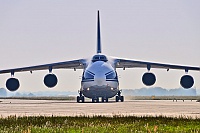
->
[120,96,124,102]
[116,96,119,102]
[92,98,95,103]
[77,96,80,103]
[96,98,99,103]
[101,97,104,102]
[106,98,108,102]
[81,96,85,103]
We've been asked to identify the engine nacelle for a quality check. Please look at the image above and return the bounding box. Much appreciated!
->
[6,78,20,91]
[142,72,156,86]
[180,75,194,89]
[44,74,58,88]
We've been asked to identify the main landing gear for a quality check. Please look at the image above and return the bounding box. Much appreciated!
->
[92,97,108,103]
[116,90,124,102]
[77,91,85,103]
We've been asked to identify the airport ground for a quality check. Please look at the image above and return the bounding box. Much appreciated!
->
[0,97,200,118]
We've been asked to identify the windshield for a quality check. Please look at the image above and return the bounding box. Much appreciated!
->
[92,55,108,62]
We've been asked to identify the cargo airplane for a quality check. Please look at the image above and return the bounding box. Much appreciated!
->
[0,11,199,103]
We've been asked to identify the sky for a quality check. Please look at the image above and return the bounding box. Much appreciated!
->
[0,0,199,93]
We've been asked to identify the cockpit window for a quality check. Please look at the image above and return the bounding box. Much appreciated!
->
[92,55,108,62]
[105,71,117,79]
[83,71,95,79]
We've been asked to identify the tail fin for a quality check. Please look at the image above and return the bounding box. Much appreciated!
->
[97,10,101,54]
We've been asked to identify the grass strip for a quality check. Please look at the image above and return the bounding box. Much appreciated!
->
[0,115,199,132]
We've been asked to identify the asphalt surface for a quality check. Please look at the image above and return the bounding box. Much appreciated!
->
[0,99,200,118]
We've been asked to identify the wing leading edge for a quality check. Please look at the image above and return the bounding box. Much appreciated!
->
[114,58,200,71]
[0,59,86,75]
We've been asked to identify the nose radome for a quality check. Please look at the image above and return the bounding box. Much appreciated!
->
[94,72,106,86]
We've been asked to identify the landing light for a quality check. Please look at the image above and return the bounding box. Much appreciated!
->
[87,88,90,91]
[111,87,114,90]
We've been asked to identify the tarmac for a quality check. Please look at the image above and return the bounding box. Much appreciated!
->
[0,99,200,118]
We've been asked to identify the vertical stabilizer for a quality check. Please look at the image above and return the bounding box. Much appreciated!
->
[97,10,101,53]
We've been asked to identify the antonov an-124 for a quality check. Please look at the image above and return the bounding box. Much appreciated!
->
[0,11,199,103]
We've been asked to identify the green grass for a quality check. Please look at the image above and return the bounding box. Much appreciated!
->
[0,115,200,132]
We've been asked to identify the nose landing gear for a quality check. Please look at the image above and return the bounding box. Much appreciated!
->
[77,90,85,103]
[116,90,124,102]
[92,97,99,103]
[92,97,109,103]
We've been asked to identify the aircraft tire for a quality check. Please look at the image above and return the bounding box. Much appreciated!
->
[92,98,95,103]
[101,97,104,102]
[96,98,99,103]
[116,96,119,102]
[120,96,124,102]
[77,96,80,103]
[81,96,85,103]
[106,98,108,102]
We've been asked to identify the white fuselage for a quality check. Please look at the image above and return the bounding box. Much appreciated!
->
[81,57,119,99]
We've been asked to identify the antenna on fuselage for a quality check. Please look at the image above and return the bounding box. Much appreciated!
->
[97,10,101,54]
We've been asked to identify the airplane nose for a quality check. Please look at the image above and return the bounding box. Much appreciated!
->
[94,72,106,86]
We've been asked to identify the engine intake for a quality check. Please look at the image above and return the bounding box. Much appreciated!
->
[44,74,58,88]
[180,75,194,89]
[142,72,156,86]
[6,78,20,91]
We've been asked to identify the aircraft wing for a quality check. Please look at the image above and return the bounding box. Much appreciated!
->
[114,58,200,71]
[0,59,86,74]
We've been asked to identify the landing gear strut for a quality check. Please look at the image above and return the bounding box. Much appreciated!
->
[77,90,85,103]
[116,90,124,102]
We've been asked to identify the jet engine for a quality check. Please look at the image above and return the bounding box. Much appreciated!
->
[180,75,194,89]
[44,74,58,88]
[6,78,20,91]
[142,72,156,86]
